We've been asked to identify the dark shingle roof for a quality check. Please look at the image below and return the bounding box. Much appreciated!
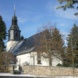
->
[10,30,50,55]
[10,25,19,30]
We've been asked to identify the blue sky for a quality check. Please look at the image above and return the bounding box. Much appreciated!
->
[0,0,78,45]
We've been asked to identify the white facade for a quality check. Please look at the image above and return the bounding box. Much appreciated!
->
[16,52,62,66]
[10,30,14,40]
[16,52,37,66]
[6,41,18,52]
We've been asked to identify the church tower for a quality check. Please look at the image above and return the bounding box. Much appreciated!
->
[8,8,20,41]
[6,6,21,52]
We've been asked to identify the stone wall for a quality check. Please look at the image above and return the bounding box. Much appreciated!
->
[8,65,13,74]
[22,66,78,76]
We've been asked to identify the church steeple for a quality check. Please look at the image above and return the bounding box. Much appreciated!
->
[8,6,21,41]
[14,4,16,16]
[10,5,18,29]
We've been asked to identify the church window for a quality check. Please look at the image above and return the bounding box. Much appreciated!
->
[16,32,18,36]
[37,53,41,64]
[37,59,41,64]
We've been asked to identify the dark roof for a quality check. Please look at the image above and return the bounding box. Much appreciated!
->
[9,15,19,30]
[9,30,50,55]
[9,38,35,55]
[10,25,19,30]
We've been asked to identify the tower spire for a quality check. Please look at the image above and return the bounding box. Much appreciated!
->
[14,4,16,16]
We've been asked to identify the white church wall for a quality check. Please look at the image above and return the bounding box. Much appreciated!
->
[17,53,30,66]
[10,30,14,40]
[16,52,62,67]
[6,41,18,52]
[41,56,49,66]
[30,52,37,65]
[16,52,37,66]
[39,55,62,66]
[52,56,62,66]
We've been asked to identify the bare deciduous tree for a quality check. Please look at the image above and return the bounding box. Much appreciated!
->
[34,24,64,66]
[0,51,16,72]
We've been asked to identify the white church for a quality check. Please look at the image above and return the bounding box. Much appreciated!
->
[6,9,62,67]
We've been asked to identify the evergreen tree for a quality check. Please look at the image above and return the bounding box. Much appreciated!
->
[66,24,78,67]
[0,16,16,72]
[51,28,64,54]
[48,27,64,66]
[0,16,6,51]
[67,24,78,48]
[50,28,64,60]
[20,36,24,40]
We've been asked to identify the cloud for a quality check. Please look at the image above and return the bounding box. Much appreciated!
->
[55,9,78,20]
[18,17,28,24]
[17,9,43,23]
[29,15,43,22]
[47,1,78,21]
[60,31,69,46]
[60,23,65,27]
[18,15,43,24]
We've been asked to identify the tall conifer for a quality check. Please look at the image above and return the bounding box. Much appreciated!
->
[0,16,6,51]
[67,24,78,67]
